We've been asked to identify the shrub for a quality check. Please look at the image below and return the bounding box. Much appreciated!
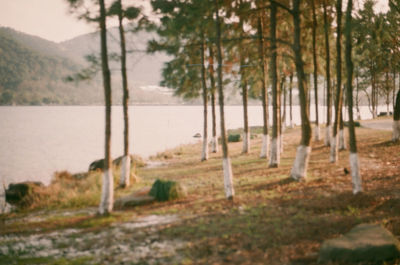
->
[149,179,186,202]
[228,134,242,142]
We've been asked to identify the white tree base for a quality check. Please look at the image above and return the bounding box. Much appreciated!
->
[119,155,131,187]
[289,120,294,129]
[223,158,235,199]
[314,125,320,141]
[211,136,218,153]
[350,152,362,194]
[242,132,250,153]
[339,129,346,150]
[392,120,400,142]
[269,136,280,167]
[291,145,311,181]
[201,136,209,161]
[99,168,114,215]
[330,134,339,163]
[260,134,269,158]
[324,125,331,146]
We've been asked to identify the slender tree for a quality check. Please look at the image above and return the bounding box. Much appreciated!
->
[269,1,281,167]
[291,0,313,180]
[289,73,294,128]
[311,0,320,141]
[214,0,234,199]
[323,0,332,146]
[330,0,343,163]
[208,45,219,152]
[257,12,270,159]
[344,0,362,193]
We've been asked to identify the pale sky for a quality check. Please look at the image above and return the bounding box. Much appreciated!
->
[0,0,389,44]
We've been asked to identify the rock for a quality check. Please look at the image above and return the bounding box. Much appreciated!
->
[149,179,187,202]
[114,195,155,209]
[89,155,146,171]
[5,181,44,207]
[319,223,400,263]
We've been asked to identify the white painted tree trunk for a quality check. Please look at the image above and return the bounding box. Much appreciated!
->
[330,134,339,163]
[314,125,320,141]
[280,133,284,153]
[223,158,235,199]
[290,145,311,180]
[324,125,331,146]
[201,136,209,161]
[242,132,250,153]
[260,134,270,158]
[99,168,114,215]
[119,155,131,187]
[392,120,400,142]
[339,129,346,150]
[269,136,280,167]
[349,152,362,194]
[211,136,219,153]
[289,119,294,128]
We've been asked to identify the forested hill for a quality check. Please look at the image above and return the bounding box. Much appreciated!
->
[0,27,104,105]
[0,27,185,105]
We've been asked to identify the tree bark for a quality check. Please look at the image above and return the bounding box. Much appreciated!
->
[214,0,234,199]
[345,0,362,193]
[257,13,270,159]
[200,38,209,161]
[118,0,131,188]
[99,0,114,215]
[330,0,343,163]
[208,45,219,153]
[290,0,312,181]
[323,0,332,146]
[269,2,280,167]
[393,89,400,142]
[289,74,294,128]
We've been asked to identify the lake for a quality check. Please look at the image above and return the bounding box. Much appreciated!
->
[0,104,388,186]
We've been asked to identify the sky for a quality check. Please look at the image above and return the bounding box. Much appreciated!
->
[0,0,389,44]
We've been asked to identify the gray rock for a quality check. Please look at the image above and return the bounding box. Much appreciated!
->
[319,223,400,263]
[114,195,155,209]
[5,181,44,207]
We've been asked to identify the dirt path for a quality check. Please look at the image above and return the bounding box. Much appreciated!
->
[361,119,392,131]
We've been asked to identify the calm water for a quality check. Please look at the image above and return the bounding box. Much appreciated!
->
[0,105,387,186]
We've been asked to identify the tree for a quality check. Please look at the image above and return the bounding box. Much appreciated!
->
[214,0,235,199]
[311,0,320,141]
[108,0,143,188]
[208,45,219,153]
[330,0,343,163]
[290,0,313,180]
[323,0,332,146]
[344,0,362,193]
[269,1,281,167]
[65,0,114,215]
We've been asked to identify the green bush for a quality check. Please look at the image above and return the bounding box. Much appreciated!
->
[228,134,242,142]
[149,179,186,202]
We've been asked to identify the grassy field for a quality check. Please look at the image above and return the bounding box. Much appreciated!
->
[1,121,399,264]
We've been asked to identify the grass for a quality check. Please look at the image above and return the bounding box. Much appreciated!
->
[1,120,399,264]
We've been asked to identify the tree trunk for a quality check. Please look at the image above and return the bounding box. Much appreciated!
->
[118,0,131,188]
[330,0,343,163]
[312,0,320,141]
[345,0,362,194]
[200,39,209,161]
[356,69,361,120]
[208,45,219,153]
[99,0,114,215]
[289,74,294,128]
[393,89,400,142]
[339,104,346,150]
[291,0,312,181]
[323,0,332,146]
[269,2,280,167]
[214,0,234,199]
[282,77,287,131]
[239,17,250,154]
[257,14,270,159]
